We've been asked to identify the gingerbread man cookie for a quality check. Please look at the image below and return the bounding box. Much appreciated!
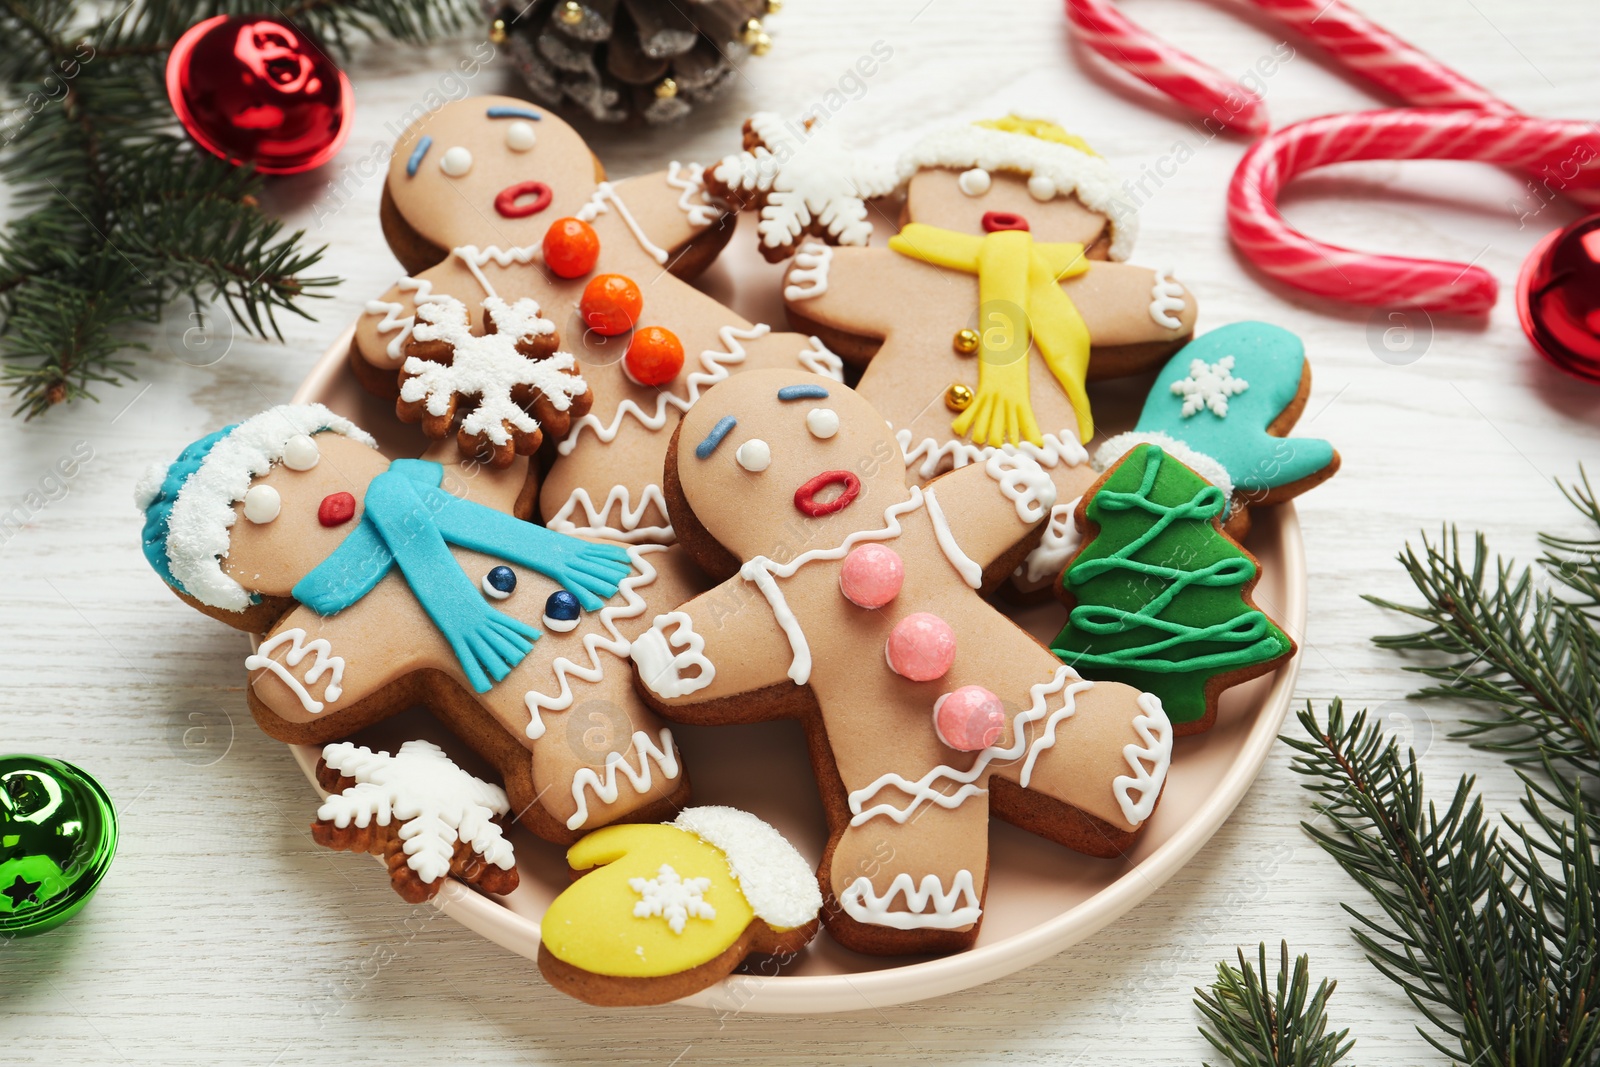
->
[1093,321,1340,538]
[353,95,846,545]
[779,116,1199,511]
[136,404,702,843]
[539,806,821,1006]
[626,370,1173,955]
[1052,443,1296,735]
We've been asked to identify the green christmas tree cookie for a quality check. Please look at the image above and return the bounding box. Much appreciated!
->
[1051,444,1294,734]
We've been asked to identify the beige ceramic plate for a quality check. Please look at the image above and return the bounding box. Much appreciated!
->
[283,224,1304,1013]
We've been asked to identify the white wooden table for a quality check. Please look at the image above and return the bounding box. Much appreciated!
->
[4,0,1598,1061]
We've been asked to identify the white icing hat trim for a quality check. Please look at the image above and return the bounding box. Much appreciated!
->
[163,404,377,611]
[670,806,821,931]
[897,122,1139,261]
[1092,431,1235,506]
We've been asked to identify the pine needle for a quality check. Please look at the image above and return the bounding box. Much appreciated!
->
[1195,942,1354,1067]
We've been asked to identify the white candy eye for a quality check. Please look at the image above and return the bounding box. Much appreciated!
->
[282,434,320,471]
[736,439,771,473]
[504,121,537,152]
[1027,174,1057,201]
[957,168,991,197]
[806,408,839,439]
[440,146,473,177]
[242,484,281,524]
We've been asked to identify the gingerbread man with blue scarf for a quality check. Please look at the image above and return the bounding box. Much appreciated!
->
[137,404,699,842]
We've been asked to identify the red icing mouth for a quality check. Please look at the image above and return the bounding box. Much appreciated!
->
[793,471,861,518]
[981,211,1029,233]
[494,180,553,219]
[318,492,356,527]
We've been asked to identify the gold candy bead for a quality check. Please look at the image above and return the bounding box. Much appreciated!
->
[952,328,980,355]
[654,77,678,99]
[559,1,584,26]
[489,18,507,44]
[741,17,764,44]
[764,0,783,13]
[945,383,974,412]
[751,31,773,55]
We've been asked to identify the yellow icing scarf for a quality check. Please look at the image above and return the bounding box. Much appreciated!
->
[888,224,1093,446]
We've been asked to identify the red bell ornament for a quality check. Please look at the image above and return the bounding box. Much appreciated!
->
[1518,214,1600,385]
[166,15,353,175]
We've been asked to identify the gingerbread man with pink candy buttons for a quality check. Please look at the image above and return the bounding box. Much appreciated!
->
[627,369,1174,955]
[353,95,846,546]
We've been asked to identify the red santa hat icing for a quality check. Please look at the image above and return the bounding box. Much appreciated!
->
[896,115,1139,261]
[135,404,376,612]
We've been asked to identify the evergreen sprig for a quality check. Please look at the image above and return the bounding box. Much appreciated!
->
[1194,942,1354,1067]
[0,0,473,417]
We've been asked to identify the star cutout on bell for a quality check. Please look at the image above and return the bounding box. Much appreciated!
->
[2,874,41,908]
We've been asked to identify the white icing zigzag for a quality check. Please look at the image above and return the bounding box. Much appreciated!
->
[524,544,668,738]
[1148,266,1186,330]
[559,326,846,458]
[545,484,674,544]
[839,870,982,931]
[847,664,1094,826]
[896,426,1089,482]
[784,240,833,302]
[984,450,1057,524]
[666,161,720,228]
[365,277,439,362]
[1114,694,1173,826]
[568,727,681,831]
[630,611,715,700]
[1017,498,1082,585]
[245,628,346,715]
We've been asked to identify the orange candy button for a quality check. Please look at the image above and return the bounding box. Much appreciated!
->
[580,273,642,336]
[542,217,600,279]
[624,326,685,386]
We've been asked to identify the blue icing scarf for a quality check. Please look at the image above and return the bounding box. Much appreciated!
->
[1133,322,1335,494]
[293,459,631,693]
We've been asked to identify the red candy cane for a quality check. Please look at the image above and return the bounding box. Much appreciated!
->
[1228,109,1600,314]
[1065,0,1512,135]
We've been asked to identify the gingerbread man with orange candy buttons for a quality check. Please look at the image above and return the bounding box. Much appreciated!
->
[352,95,847,547]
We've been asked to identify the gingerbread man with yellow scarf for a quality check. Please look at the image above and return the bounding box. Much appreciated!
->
[781,117,1198,514]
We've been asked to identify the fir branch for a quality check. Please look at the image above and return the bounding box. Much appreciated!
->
[1284,700,1599,1067]
[1195,942,1353,1067]
[0,0,473,417]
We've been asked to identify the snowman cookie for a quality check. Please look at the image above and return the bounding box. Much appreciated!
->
[626,370,1173,955]
[136,404,702,843]
[353,95,846,546]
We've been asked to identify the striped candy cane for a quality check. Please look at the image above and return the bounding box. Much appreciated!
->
[1228,109,1600,313]
[1065,0,1510,133]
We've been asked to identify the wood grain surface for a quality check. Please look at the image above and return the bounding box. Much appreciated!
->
[3,0,1598,1062]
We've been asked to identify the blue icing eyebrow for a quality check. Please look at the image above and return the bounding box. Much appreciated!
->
[406,135,432,177]
[777,384,830,401]
[695,416,738,459]
[486,106,543,121]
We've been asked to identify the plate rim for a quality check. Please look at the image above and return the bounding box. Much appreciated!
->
[287,320,1306,1014]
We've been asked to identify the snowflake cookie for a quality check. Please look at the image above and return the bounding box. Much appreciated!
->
[400,294,593,467]
[704,112,899,263]
[312,739,519,903]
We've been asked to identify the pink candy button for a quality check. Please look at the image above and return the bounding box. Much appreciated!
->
[839,543,905,609]
[933,686,1007,751]
[885,612,956,682]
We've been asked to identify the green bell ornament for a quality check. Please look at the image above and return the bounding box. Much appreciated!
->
[0,755,118,936]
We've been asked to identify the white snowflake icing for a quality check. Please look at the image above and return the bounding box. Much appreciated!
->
[403,295,586,445]
[317,739,515,885]
[712,112,899,252]
[629,863,716,934]
[1170,355,1249,418]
